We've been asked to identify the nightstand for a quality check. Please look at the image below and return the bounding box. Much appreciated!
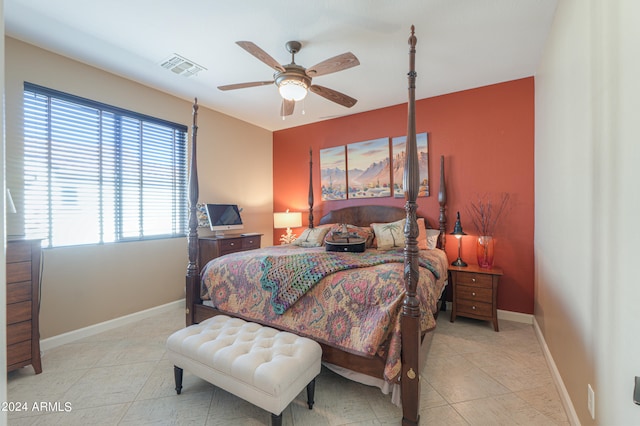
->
[449,264,503,331]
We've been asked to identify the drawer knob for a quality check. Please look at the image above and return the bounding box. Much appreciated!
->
[248,240,253,244]
[230,242,235,246]
[472,278,476,282]
[472,292,476,296]
[472,306,476,310]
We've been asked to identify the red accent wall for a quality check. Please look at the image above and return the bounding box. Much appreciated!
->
[273,78,534,314]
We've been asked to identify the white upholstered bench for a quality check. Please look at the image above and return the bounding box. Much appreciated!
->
[166,315,322,426]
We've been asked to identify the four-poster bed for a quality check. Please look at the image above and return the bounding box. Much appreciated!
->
[184,26,447,425]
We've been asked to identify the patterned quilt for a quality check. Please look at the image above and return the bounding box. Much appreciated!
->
[200,245,449,383]
[260,249,440,315]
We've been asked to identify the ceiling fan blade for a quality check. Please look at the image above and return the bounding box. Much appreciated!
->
[309,85,357,108]
[236,41,285,72]
[306,52,359,77]
[281,99,295,117]
[217,81,274,91]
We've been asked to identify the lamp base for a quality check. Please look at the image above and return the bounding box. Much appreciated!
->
[451,258,468,267]
[279,228,297,245]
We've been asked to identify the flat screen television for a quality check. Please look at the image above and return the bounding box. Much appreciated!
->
[205,204,244,236]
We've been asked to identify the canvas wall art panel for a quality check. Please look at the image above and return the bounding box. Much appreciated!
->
[347,138,391,199]
[391,132,429,197]
[320,146,347,200]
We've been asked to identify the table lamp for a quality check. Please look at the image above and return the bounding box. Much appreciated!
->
[273,209,302,244]
[450,211,468,267]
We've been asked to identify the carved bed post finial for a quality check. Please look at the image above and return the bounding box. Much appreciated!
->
[308,148,314,228]
[186,98,200,326]
[401,25,421,426]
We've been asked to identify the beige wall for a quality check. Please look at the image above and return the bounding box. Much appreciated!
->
[4,37,273,338]
[535,0,640,424]
[1,0,9,418]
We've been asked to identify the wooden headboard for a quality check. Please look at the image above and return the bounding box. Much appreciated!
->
[318,205,406,227]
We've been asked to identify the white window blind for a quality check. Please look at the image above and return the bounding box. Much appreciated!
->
[23,83,188,248]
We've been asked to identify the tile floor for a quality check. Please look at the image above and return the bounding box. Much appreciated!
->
[7,305,569,425]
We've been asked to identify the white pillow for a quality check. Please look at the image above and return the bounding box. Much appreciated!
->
[425,229,440,250]
[292,226,330,247]
[371,219,406,250]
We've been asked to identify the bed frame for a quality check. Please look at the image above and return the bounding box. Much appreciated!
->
[184,26,446,426]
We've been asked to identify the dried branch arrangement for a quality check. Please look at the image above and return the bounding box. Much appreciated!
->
[466,192,511,236]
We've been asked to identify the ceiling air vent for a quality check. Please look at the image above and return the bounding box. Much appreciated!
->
[159,54,206,77]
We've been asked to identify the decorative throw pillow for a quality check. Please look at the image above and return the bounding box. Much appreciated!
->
[416,218,428,249]
[371,219,406,250]
[425,229,440,250]
[324,224,374,248]
[292,226,331,247]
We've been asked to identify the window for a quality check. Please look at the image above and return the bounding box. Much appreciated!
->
[23,83,188,248]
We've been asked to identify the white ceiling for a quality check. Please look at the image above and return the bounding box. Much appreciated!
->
[5,0,558,132]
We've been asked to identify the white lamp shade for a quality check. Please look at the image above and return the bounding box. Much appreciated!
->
[273,211,302,229]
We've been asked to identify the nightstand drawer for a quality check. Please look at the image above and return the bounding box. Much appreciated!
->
[455,272,492,288]
[7,321,32,346]
[7,301,32,324]
[457,285,492,303]
[456,299,492,317]
[242,237,260,250]
[7,261,31,284]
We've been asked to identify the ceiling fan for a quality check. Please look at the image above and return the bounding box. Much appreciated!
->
[218,41,360,117]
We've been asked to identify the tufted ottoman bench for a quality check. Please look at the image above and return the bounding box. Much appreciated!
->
[166,315,322,426]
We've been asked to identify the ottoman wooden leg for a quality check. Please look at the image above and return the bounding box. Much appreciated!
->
[174,366,183,395]
[306,378,316,409]
[271,412,282,426]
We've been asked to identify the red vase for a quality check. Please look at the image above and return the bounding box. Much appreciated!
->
[476,236,495,268]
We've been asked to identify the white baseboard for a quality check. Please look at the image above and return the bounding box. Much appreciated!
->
[40,299,184,352]
[498,309,533,324]
[533,317,580,426]
[442,302,533,325]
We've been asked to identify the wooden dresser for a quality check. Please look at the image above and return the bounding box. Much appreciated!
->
[449,264,503,332]
[6,239,42,374]
[198,234,262,272]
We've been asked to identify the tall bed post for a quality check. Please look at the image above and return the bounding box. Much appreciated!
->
[185,99,199,326]
[401,26,421,426]
[308,148,314,228]
[438,155,447,250]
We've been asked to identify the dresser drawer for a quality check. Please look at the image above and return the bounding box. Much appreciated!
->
[7,301,32,325]
[7,340,31,367]
[7,261,31,284]
[455,272,492,288]
[7,281,32,305]
[242,237,260,250]
[218,238,244,255]
[7,321,32,346]
[456,299,492,318]
[457,284,492,303]
[6,241,33,263]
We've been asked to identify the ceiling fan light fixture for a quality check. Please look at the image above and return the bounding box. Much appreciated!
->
[278,78,308,101]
